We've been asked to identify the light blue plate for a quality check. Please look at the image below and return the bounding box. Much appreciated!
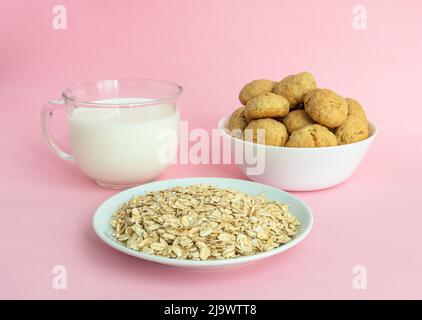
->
[93,177,313,269]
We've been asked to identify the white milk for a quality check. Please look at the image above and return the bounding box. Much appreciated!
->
[68,98,179,186]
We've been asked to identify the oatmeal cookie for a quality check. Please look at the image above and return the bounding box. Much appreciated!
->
[273,72,317,106]
[239,79,275,105]
[282,109,315,134]
[346,98,367,120]
[226,107,248,138]
[304,89,348,128]
[243,118,288,146]
[335,115,369,145]
[245,92,290,120]
[286,124,337,148]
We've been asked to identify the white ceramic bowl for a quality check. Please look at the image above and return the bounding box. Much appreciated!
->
[93,177,313,269]
[218,116,378,191]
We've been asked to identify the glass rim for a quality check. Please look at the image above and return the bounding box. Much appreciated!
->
[62,78,183,107]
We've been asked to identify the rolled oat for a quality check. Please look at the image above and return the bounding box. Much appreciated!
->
[110,184,300,260]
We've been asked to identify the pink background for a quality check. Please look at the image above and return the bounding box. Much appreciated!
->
[1,0,421,299]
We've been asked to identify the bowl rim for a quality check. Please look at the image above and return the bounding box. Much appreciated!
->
[92,177,313,268]
[218,115,378,150]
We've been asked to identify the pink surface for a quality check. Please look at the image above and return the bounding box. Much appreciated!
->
[1,0,421,299]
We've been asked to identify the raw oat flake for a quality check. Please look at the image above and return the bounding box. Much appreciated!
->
[110,184,300,260]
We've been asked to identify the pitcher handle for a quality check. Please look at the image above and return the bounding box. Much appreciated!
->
[41,100,74,162]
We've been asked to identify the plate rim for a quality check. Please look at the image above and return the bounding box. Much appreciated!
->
[92,177,314,268]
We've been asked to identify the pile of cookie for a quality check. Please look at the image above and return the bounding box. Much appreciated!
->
[226,72,369,147]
